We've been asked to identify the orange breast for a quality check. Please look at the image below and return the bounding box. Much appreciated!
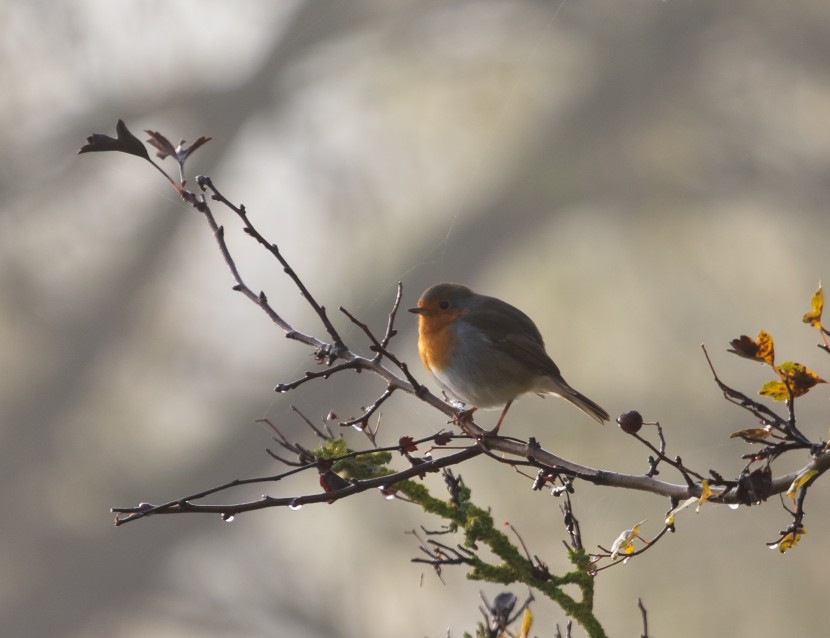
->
[417,309,461,372]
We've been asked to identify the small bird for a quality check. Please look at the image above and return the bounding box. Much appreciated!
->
[408,283,608,433]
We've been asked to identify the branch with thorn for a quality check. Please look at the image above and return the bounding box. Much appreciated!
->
[81,122,830,636]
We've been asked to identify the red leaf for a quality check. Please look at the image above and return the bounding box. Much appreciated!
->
[145,130,178,160]
[319,470,349,493]
[399,436,418,453]
[434,433,453,446]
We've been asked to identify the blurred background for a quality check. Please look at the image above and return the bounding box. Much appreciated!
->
[3,0,830,636]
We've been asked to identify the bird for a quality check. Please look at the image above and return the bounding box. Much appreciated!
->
[408,283,608,433]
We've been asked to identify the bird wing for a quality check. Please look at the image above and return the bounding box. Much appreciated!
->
[462,296,562,378]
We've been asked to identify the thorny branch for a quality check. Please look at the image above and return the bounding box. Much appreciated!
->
[113,435,483,525]
[198,175,348,360]
[81,121,830,634]
[702,344,812,447]
[92,127,830,529]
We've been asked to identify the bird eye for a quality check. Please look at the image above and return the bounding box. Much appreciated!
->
[439,300,450,310]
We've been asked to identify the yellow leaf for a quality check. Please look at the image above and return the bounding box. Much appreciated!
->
[759,380,789,401]
[697,480,712,511]
[802,283,823,327]
[728,331,774,366]
[756,330,775,366]
[776,528,807,553]
[610,520,646,559]
[518,608,533,638]
[777,361,827,398]
[786,468,819,500]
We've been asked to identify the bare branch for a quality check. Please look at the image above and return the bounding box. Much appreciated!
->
[702,344,792,436]
[273,360,364,393]
[113,438,482,525]
[638,598,649,638]
[83,122,830,637]
[339,384,395,431]
[197,175,347,360]
[339,303,425,392]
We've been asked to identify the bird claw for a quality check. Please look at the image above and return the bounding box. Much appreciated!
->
[451,407,478,437]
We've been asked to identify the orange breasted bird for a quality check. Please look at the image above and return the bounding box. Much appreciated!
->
[408,283,608,433]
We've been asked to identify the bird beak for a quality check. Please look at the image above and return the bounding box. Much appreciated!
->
[408,306,424,314]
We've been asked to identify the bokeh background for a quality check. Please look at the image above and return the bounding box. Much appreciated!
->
[4,1,830,636]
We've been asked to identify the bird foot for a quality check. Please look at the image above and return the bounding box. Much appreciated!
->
[451,407,478,437]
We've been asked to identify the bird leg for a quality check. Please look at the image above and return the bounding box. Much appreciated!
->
[489,400,514,436]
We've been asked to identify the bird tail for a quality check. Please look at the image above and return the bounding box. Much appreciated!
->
[562,387,610,424]
[536,375,610,423]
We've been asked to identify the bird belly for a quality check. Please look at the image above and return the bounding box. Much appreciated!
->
[431,327,535,409]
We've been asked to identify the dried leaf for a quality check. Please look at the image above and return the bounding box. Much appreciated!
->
[518,608,533,638]
[735,466,773,505]
[802,283,823,327]
[434,433,453,446]
[728,330,774,365]
[741,450,769,462]
[398,436,418,454]
[728,334,759,359]
[145,130,178,160]
[758,380,789,401]
[610,520,646,559]
[319,469,349,494]
[774,528,807,553]
[777,361,826,398]
[730,426,772,442]
[756,331,775,366]
[146,131,212,163]
[697,480,713,511]
[77,119,150,160]
[180,135,211,161]
[665,497,697,526]
[786,468,819,500]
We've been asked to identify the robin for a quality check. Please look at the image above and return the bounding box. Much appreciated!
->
[408,283,609,433]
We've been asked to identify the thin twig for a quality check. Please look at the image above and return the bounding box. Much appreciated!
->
[198,176,348,360]
[629,424,705,484]
[339,304,425,392]
[189,184,337,363]
[113,443,484,525]
[701,344,792,433]
[592,524,673,573]
[274,360,364,393]
[339,384,396,430]
[379,282,404,352]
